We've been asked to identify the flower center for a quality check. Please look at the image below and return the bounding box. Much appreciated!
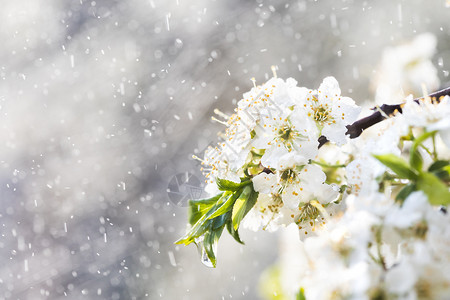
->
[295,201,321,224]
[306,96,335,125]
[415,280,431,299]
[280,168,297,184]
[413,220,428,239]
[278,124,296,141]
[313,104,332,122]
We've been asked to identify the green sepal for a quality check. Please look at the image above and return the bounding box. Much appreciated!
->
[395,183,416,204]
[339,184,348,193]
[413,130,436,149]
[417,172,450,205]
[373,154,418,180]
[216,177,251,191]
[232,185,258,230]
[409,131,436,172]
[428,160,450,172]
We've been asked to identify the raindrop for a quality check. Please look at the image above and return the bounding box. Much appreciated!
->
[175,38,183,48]
[201,249,214,268]
[168,251,177,267]
[195,237,214,268]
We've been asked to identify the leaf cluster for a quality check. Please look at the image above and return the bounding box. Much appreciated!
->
[374,131,450,205]
[175,178,258,267]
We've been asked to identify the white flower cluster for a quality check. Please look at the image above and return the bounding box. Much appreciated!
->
[254,91,450,299]
[201,76,360,238]
[271,191,450,300]
[196,73,450,297]
[277,189,450,300]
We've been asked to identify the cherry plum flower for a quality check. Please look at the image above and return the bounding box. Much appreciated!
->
[302,77,361,145]
[402,95,450,148]
[249,163,339,236]
[374,33,440,105]
[252,106,319,169]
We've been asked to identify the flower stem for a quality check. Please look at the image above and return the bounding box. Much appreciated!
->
[432,135,438,160]
[375,226,387,271]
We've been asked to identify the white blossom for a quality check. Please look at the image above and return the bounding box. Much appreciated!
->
[385,191,430,229]
[303,76,361,145]
[241,193,284,232]
[253,106,319,169]
[374,33,440,105]
[403,95,450,148]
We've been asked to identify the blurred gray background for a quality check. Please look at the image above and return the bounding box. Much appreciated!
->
[0,0,449,299]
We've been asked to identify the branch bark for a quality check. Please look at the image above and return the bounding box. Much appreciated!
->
[318,86,450,148]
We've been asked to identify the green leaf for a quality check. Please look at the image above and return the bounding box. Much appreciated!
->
[296,288,307,300]
[176,182,259,267]
[428,160,450,172]
[216,178,250,191]
[208,190,241,220]
[231,186,252,230]
[202,223,225,268]
[188,193,224,225]
[395,183,416,203]
[232,185,258,230]
[373,154,418,180]
[417,172,450,205]
[409,149,423,172]
[176,193,230,245]
[433,169,450,182]
[409,131,436,172]
[175,214,210,245]
[212,211,231,230]
[226,220,244,244]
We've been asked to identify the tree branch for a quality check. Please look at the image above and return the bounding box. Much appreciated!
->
[318,86,450,148]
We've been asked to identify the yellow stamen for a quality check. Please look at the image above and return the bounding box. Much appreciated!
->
[211,116,229,126]
[271,65,278,78]
[213,108,230,119]
[192,155,205,163]
[310,200,330,221]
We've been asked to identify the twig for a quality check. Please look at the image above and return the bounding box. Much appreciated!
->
[318,86,450,148]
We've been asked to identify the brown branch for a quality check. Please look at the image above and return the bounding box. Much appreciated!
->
[318,86,450,148]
